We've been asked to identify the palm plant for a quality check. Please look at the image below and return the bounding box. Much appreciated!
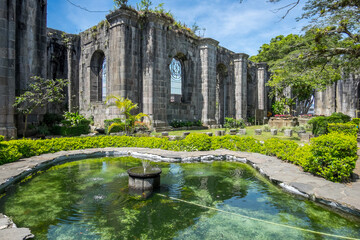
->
[105,95,150,134]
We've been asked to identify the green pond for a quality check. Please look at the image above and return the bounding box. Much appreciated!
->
[0,157,360,240]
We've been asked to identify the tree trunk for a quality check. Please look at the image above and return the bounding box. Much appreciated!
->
[23,114,29,138]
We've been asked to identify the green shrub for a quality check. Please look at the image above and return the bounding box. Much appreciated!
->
[350,118,360,126]
[262,124,271,132]
[263,138,299,161]
[0,135,4,142]
[60,125,90,136]
[104,118,123,134]
[289,145,312,167]
[181,133,211,151]
[327,123,358,136]
[63,112,87,126]
[108,122,125,134]
[43,113,63,126]
[308,112,351,136]
[224,117,245,129]
[306,132,357,182]
[328,112,351,123]
[169,120,202,128]
[211,135,263,153]
[308,116,328,136]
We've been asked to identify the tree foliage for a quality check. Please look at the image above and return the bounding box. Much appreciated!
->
[13,76,68,137]
[250,0,360,115]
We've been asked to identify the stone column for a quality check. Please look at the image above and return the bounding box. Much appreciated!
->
[146,14,168,127]
[257,62,268,112]
[107,9,138,119]
[0,0,17,138]
[67,39,80,112]
[234,53,249,119]
[199,38,218,126]
[141,20,156,125]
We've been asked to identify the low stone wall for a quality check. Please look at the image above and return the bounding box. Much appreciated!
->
[268,117,298,128]
[298,117,312,125]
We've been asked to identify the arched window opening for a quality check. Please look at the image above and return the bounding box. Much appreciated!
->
[90,50,106,102]
[170,58,182,102]
[102,57,107,102]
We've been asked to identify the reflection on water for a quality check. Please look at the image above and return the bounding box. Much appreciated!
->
[0,157,359,240]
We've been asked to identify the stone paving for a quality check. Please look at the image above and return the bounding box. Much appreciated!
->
[0,147,360,239]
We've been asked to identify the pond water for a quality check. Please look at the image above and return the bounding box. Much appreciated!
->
[0,157,359,240]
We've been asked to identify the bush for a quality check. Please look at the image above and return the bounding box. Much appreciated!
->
[43,113,63,126]
[224,117,245,129]
[211,135,263,153]
[0,135,4,142]
[262,124,271,132]
[170,120,202,128]
[306,132,357,182]
[104,118,123,134]
[108,123,125,134]
[350,118,360,126]
[263,138,299,161]
[308,112,351,136]
[181,133,211,151]
[327,123,358,136]
[60,125,90,136]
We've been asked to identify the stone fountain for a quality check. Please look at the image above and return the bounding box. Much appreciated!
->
[127,161,162,196]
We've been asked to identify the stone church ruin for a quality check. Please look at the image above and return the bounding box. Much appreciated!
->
[1,1,357,139]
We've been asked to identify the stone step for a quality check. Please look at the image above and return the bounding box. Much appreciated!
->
[0,228,33,240]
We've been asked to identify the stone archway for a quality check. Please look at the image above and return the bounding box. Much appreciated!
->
[90,50,106,102]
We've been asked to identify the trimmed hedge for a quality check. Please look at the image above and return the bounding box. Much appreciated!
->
[0,132,357,182]
[308,112,351,136]
[305,132,357,182]
[327,123,358,136]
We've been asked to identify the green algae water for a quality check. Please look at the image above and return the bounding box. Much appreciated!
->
[0,157,359,240]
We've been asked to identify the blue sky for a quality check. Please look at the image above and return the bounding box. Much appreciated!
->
[47,0,307,56]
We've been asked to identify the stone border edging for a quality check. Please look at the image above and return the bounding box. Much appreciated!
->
[0,147,359,239]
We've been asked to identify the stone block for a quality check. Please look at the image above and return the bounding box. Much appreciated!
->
[255,129,262,135]
[270,129,277,135]
[206,132,213,136]
[284,129,293,137]
[297,130,306,137]
[299,133,312,142]
[183,132,190,137]
[161,132,168,137]
[215,130,224,136]
[238,129,246,135]
[229,129,237,135]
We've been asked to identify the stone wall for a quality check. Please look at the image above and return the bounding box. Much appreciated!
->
[1,5,272,136]
[77,8,271,129]
[315,74,360,118]
[0,0,17,138]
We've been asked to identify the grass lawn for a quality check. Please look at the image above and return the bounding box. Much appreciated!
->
[152,125,303,144]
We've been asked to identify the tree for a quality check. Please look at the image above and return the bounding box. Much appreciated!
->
[13,76,68,137]
[105,95,150,134]
[114,0,129,8]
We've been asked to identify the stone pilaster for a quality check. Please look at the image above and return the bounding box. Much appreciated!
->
[146,13,169,127]
[107,9,139,120]
[67,38,80,112]
[0,0,17,138]
[234,53,249,119]
[200,38,218,126]
[257,62,268,112]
